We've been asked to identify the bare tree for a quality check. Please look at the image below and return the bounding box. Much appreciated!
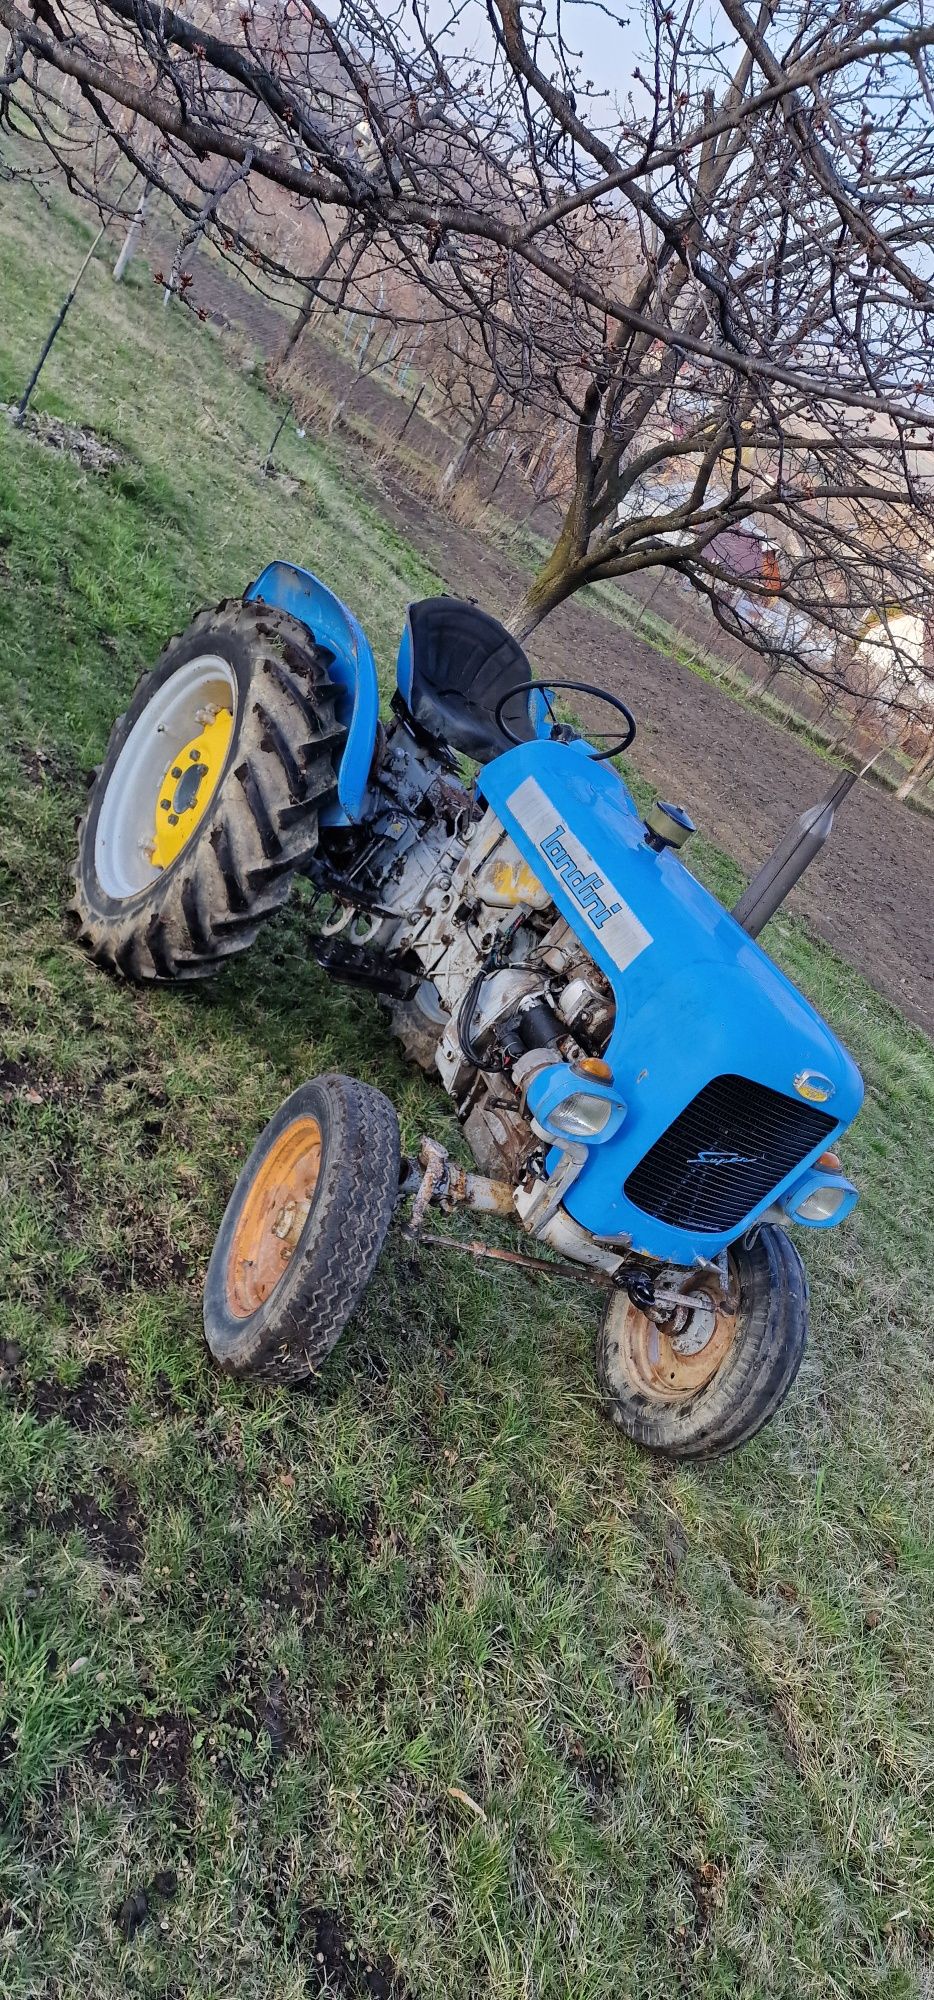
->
[161,150,252,302]
[3,0,934,717]
[112,170,156,280]
[276,217,356,367]
[897,737,934,802]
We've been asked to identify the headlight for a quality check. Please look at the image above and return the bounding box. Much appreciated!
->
[783,1163,857,1228]
[525,1062,626,1144]
[796,1183,847,1222]
[547,1091,614,1138]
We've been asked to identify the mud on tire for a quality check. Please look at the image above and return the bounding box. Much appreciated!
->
[71,597,344,980]
[203,1073,401,1383]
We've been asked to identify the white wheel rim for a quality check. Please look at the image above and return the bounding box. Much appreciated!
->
[94,654,237,899]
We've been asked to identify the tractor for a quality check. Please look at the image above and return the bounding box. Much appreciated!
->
[71,566,863,1457]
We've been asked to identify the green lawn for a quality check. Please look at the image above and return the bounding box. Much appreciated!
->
[1,170,934,2000]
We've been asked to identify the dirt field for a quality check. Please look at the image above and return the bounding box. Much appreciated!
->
[154,238,934,1040]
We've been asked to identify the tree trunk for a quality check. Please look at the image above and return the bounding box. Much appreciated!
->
[488,442,515,500]
[164,221,205,305]
[276,223,354,369]
[895,735,934,800]
[398,382,426,438]
[504,521,583,641]
[505,396,601,641]
[439,393,495,500]
[112,181,155,281]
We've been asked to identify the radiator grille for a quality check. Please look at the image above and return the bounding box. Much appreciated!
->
[624,1073,836,1234]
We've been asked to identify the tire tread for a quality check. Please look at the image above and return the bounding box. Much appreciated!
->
[203,1074,400,1383]
[72,599,345,982]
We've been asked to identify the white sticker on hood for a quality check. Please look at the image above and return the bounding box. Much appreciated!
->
[506,775,652,971]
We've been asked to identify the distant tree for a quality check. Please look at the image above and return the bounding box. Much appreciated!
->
[276,218,356,367]
[3,0,934,718]
[112,172,156,281]
[897,736,934,802]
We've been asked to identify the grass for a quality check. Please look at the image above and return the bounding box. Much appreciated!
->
[1,165,934,2000]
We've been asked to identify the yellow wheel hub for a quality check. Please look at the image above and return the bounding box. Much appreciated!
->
[151,706,233,869]
[226,1115,322,1318]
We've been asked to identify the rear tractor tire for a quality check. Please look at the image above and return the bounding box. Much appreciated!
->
[597,1224,809,1459]
[203,1073,401,1383]
[71,597,344,981]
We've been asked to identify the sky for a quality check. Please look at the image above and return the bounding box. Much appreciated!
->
[424,0,648,106]
[419,0,743,130]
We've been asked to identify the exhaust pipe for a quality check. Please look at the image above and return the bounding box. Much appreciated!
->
[732,757,876,939]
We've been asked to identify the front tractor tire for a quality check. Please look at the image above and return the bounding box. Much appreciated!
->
[597,1225,809,1459]
[203,1074,401,1383]
[72,597,344,981]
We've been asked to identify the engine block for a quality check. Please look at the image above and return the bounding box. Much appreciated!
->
[312,723,615,1180]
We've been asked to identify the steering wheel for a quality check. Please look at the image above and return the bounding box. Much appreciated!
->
[494,680,637,762]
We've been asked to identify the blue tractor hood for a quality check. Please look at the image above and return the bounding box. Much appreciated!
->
[478,740,864,1260]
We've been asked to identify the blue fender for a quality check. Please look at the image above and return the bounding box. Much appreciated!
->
[245,563,380,824]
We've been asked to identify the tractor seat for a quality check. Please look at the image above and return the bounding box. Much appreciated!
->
[397,597,536,764]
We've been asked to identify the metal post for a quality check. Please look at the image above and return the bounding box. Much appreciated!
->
[15,219,109,424]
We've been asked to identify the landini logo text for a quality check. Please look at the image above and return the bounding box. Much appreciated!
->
[539,824,622,932]
[505,776,652,972]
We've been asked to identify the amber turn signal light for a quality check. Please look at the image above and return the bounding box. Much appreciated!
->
[571,1057,613,1084]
